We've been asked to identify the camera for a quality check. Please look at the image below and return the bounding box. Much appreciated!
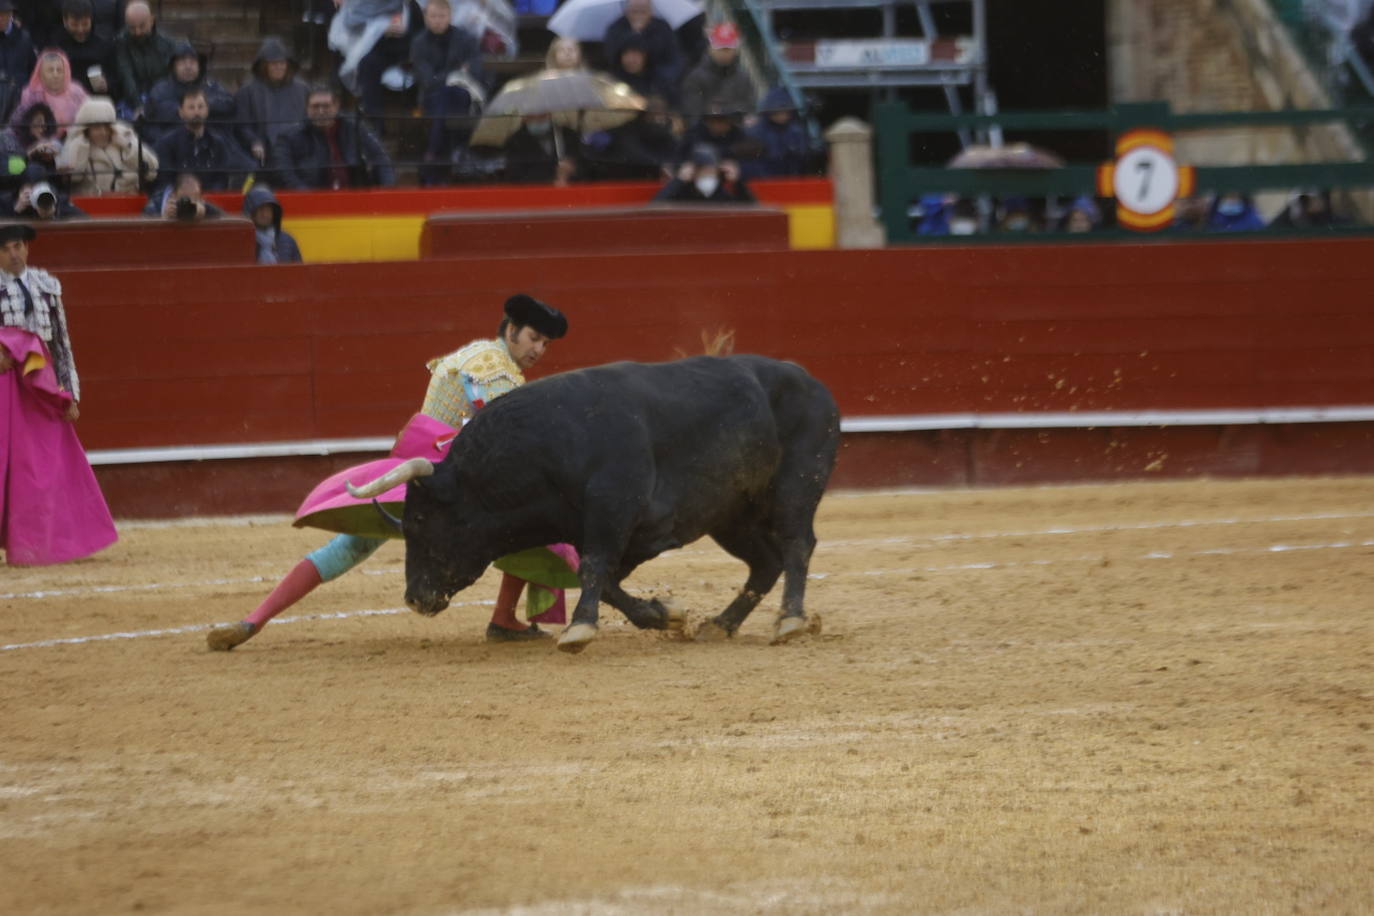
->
[175,196,199,221]
[31,181,57,211]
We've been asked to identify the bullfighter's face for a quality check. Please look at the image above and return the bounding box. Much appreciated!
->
[401,476,488,615]
[505,325,551,371]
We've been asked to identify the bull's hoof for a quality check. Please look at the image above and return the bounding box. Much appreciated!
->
[660,599,686,631]
[693,619,733,642]
[206,620,257,651]
[770,614,814,645]
[556,623,598,654]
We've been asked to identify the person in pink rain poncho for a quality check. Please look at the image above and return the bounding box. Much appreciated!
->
[207,293,578,650]
[0,222,117,565]
[11,49,88,138]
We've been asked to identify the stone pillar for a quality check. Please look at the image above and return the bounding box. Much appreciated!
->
[824,118,886,249]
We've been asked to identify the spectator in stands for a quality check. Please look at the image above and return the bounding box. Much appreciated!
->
[676,102,749,164]
[913,193,951,235]
[545,36,582,71]
[55,95,157,194]
[0,0,37,122]
[88,0,120,42]
[681,22,756,127]
[1058,196,1102,233]
[15,102,61,170]
[270,84,395,189]
[112,0,174,120]
[1172,194,1209,232]
[514,0,556,15]
[55,0,117,97]
[151,88,254,191]
[410,0,485,185]
[144,40,236,142]
[995,195,1041,233]
[2,162,85,218]
[604,0,682,108]
[11,50,87,138]
[653,142,753,203]
[143,170,223,220]
[14,1,60,49]
[741,86,817,178]
[500,113,582,185]
[1269,189,1348,229]
[611,34,678,107]
[331,0,424,133]
[1206,191,1264,231]
[243,184,302,264]
[234,36,308,167]
[584,93,678,180]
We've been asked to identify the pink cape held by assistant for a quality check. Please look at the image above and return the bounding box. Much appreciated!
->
[292,413,580,615]
[0,327,117,565]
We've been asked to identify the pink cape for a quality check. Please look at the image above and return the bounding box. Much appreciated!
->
[293,412,457,539]
[0,327,117,566]
[292,412,579,622]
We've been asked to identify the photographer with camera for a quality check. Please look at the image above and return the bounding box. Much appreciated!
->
[2,163,85,219]
[142,170,223,221]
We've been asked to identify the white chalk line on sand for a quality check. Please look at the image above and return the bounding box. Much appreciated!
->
[5,510,1371,603]
[4,538,1371,653]
[0,599,494,652]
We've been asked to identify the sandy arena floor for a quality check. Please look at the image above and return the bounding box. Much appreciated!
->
[3,476,1373,914]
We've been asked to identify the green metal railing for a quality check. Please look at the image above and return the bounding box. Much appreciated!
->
[875,99,1374,242]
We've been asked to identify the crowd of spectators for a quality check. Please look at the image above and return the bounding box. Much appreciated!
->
[912,188,1354,237]
[0,0,824,236]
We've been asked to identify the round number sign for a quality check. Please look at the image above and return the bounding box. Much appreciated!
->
[1111,144,1179,217]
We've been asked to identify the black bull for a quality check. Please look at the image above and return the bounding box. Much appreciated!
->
[394,355,840,653]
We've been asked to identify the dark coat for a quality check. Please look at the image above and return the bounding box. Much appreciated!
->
[55,28,119,97]
[233,37,309,156]
[14,1,61,49]
[268,115,396,190]
[680,57,757,124]
[652,175,755,204]
[409,25,484,98]
[242,184,302,264]
[141,184,225,218]
[112,26,176,108]
[151,124,255,191]
[604,16,682,104]
[396,355,840,654]
[0,22,36,120]
[500,124,582,184]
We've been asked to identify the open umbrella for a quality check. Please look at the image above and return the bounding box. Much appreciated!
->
[469,69,646,148]
[947,143,1065,169]
[547,0,703,40]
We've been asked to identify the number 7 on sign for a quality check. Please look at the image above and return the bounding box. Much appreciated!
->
[1096,128,1196,231]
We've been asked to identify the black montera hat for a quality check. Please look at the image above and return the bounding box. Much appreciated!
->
[504,294,567,339]
[0,223,36,243]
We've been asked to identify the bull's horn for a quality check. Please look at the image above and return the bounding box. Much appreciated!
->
[372,498,404,534]
[346,457,435,499]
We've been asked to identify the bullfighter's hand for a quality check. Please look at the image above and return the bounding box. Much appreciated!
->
[0,345,13,372]
[65,401,80,422]
[721,159,740,182]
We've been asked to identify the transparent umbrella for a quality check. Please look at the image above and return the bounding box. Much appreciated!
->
[947,143,1065,169]
[548,0,703,40]
[469,69,646,148]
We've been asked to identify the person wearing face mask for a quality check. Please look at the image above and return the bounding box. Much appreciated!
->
[653,142,755,203]
[995,196,1041,234]
[1206,191,1265,231]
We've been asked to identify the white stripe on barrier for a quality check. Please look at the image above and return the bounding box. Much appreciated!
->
[84,405,1374,466]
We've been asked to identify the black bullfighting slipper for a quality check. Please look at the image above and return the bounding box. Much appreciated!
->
[485,622,551,643]
[206,620,258,651]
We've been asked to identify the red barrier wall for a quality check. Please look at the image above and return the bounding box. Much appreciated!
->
[28,218,256,269]
[47,235,1374,515]
[420,206,791,258]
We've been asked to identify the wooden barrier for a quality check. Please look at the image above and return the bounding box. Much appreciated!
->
[39,235,1374,515]
[27,217,257,269]
[420,205,792,258]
